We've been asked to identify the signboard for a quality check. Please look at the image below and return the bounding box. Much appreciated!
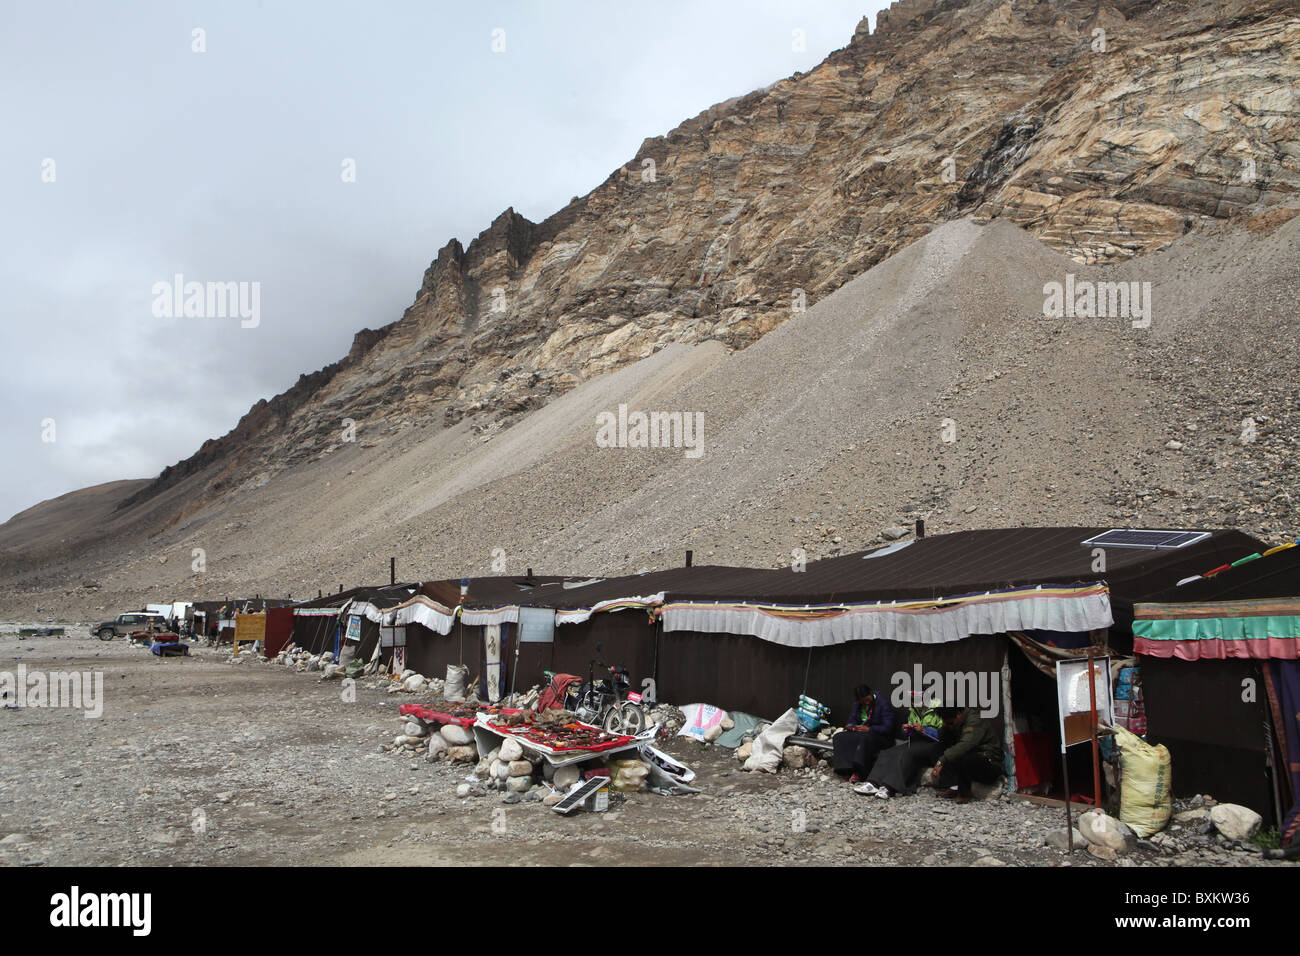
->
[345,615,362,643]
[233,612,266,659]
[234,613,266,643]
[380,625,406,648]
[518,607,556,644]
[1055,656,1113,750]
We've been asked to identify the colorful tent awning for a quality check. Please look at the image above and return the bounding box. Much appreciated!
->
[1133,597,1300,660]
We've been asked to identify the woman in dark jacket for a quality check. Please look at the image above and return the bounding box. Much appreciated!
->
[832,684,896,783]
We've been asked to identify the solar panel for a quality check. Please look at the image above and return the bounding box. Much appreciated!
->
[551,777,609,815]
[1081,529,1211,550]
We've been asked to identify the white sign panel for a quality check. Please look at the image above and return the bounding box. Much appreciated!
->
[518,607,556,644]
[1055,656,1113,751]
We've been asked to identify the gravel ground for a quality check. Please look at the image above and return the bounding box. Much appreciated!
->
[1,629,1291,868]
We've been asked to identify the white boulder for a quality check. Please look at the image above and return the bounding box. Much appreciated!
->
[499,737,524,762]
[553,765,582,789]
[1078,810,1136,854]
[440,724,473,746]
[1210,803,1262,841]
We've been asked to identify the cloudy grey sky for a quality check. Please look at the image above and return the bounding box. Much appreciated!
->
[0,0,886,524]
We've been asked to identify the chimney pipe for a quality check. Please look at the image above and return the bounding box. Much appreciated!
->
[390,556,396,586]
[916,518,925,539]
[527,567,534,580]
[685,550,693,567]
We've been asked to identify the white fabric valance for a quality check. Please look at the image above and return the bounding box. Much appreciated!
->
[460,606,520,627]
[661,585,1113,648]
[390,596,457,635]
[387,593,666,633]
[554,593,665,626]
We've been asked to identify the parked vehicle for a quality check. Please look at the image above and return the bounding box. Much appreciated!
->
[564,658,647,736]
[91,612,172,641]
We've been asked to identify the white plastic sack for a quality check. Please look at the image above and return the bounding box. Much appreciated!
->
[743,708,799,773]
[445,663,469,702]
[677,703,729,743]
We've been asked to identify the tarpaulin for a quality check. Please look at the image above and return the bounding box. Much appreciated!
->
[398,703,477,728]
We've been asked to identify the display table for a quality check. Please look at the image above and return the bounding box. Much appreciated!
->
[472,713,650,767]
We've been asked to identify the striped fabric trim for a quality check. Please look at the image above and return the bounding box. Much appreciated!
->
[669,583,1111,621]
[1135,597,1300,621]
[1134,598,1300,660]
[1134,637,1300,661]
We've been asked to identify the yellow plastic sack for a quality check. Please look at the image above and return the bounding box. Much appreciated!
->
[608,758,650,792]
[1114,727,1172,837]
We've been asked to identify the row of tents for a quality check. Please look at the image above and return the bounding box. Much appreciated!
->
[193,526,1300,843]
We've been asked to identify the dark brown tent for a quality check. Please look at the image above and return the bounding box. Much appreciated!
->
[1134,541,1300,826]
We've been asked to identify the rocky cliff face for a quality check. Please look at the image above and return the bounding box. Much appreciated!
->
[114,0,1300,521]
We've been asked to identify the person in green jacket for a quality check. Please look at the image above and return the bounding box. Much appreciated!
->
[855,693,947,799]
[932,706,1003,804]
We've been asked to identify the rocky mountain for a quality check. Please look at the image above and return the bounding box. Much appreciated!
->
[119,0,1300,513]
[2,0,1299,617]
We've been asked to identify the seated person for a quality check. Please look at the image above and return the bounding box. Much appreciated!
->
[855,693,945,798]
[931,706,1004,804]
[832,683,895,783]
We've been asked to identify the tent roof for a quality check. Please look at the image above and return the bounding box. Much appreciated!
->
[507,566,762,611]
[192,597,296,613]
[417,575,570,609]
[293,583,421,610]
[405,528,1267,617]
[659,527,1267,607]
[500,528,1266,611]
